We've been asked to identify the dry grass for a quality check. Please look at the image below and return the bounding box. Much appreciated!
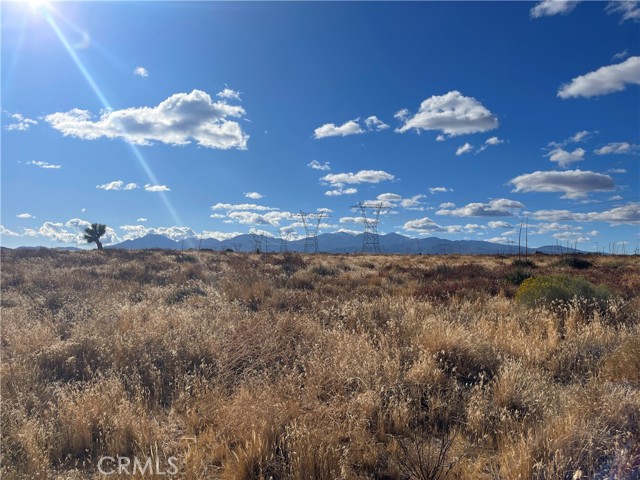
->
[1,249,639,479]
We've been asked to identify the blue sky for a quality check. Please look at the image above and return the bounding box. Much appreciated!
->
[1,0,639,251]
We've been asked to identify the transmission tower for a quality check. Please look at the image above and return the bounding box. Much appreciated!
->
[352,202,389,253]
[298,210,329,253]
[279,227,295,252]
[249,230,264,253]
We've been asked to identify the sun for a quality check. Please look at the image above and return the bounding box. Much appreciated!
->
[21,0,52,12]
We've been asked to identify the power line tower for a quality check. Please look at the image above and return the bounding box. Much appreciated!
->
[279,227,295,252]
[249,230,263,253]
[298,210,328,253]
[351,202,389,253]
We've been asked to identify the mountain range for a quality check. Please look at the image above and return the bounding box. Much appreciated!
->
[102,232,583,255]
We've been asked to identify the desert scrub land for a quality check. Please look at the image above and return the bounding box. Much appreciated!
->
[1,249,639,479]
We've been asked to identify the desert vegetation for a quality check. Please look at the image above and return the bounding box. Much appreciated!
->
[1,248,639,479]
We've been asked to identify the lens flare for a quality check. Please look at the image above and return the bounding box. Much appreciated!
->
[39,6,184,228]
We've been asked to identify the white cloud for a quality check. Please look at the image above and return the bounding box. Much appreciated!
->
[488,220,513,229]
[119,224,196,241]
[16,213,35,219]
[377,193,403,203]
[606,1,640,22]
[217,88,241,101]
[476,136,505,153]
[0,225,20,237]
[402,217,464,235]
[509,170,615,199]
[553,231,593,244]
[400,194,426,210]
[395,91,498,136]
[485,136,504,146]
[244,192,264,199]
[439,202,455,209]
[371,193,425,210]
[27,160,61,169]
[364,116,389,131]
[136,218,148,222]
[487,236,512,245]
[308,160,331,171]
[36,219,119,245]
[210,213,226,219]
[429,187,453,194]
[313,119,364,139]
[154,226,196,240]
[612,49,629,61]
[558,56,640,99]
[437,198,524,217]
[227,211,295,227]
[394,108,410,121]
[569,130,591,142]
[607,169,627,174]
[201,230,244,241]
[133,66,149,77]
[325,187,358,196]
[403,217,439,232]
[45,89,249,150]
[211,203,278,211]
[456,142,474,155]
[248,228,276,238]
[321,169,395,186]
[118,225,149,240]
[531,202,639,225]
[96,180,139,191]
[64,218,92,230]
[435,134,446,142]
[530,0,581,18]
[5,113,38,131]
[532,222,583,235]
[547,146,585,167]
[594,142,639,155]
[144,184,170,192]
[548,130,596,149]
[334,228,360,236]
[38,222,75,243]
[339,216,365,224]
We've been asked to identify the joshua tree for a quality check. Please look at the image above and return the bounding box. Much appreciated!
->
[84,223,107,251]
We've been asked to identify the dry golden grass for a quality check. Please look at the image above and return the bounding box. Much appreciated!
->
[1,249,639,479]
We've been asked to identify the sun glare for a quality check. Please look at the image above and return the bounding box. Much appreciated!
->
[23,0,51,12]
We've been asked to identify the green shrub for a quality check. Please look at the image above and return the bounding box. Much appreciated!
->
[505,268,532,286]
[512,258,536,269]
[556,256,592,270]
[311,264,338,277]
[176,253,198,263]
[275,252,306,276]
[166,284,207,304]
[516,274,612,312]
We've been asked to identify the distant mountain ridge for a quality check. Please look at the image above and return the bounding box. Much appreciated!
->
[105,232,585,255]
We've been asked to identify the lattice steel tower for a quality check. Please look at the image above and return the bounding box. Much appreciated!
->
[352,202,389,253]
[279,227,294,252]
[249,230,264,253]
[298,211,328,253]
